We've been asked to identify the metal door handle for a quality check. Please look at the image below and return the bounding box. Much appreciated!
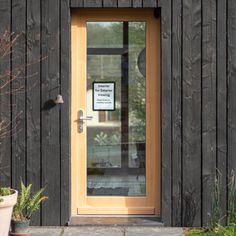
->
[79,116,93,121]
[77,110,93,133]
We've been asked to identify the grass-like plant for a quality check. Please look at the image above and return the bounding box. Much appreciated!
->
[0,187,12,203]
[0,187,12,196]
[12,180,48,221]
[186,170,236,236]
[186,224,236,236]
[210,173,220,230]
[228,172,236,224]
[216,224,236,236]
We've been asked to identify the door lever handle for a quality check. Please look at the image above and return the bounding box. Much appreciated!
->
[79,116,93,121]
[77,110,93,133]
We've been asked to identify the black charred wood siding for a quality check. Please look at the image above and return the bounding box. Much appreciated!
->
[0,0,233,227]
[0,0,71,226]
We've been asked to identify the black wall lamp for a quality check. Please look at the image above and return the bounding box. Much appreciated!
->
[42,86,64,111]
[49,85,64,105]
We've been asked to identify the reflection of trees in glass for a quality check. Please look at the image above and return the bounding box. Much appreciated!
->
[94,131,121,145]
[129,22,146,47]
[87,22,123,48]
[129,76,145,142]
[87,22,146,143]
[87,55,121,103]
[87,22,123,104]
[128,22,146,142]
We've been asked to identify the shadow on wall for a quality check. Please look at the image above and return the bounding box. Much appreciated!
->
[42,100,57,111]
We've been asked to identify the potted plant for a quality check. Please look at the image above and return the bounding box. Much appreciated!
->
[10,181,48,236]
[0,187,18,236]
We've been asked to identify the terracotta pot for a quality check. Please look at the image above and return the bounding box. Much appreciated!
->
[0,190,18,236]
[10,233,28,236]
[11,233,29,236]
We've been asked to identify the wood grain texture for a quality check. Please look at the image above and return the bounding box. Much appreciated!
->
[70,0,84,8]
[182,0,202,227]
[132,0,142,8]
[84,0,102,7]
[11,0,26,190]
[103,0,118,7]
[160,0,172,226]
[60,0,71,225]
[172,0,182,226]
[217,0,227,223]
[26,0,41,226]
[41,0,61,226]
[143,0,157,8]
[70,0,158,8]
[228,0,236,181]
[118,0,132,7]
[202,0,216,226]
[0,0,11,187]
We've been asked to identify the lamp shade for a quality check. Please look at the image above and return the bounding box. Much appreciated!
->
[54,94,64,104]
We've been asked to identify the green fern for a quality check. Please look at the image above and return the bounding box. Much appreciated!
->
[26,187,48,218]
[12,180,48,221]
[13,181,32,221]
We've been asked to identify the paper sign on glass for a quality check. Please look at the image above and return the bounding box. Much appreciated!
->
[93,82,115,111]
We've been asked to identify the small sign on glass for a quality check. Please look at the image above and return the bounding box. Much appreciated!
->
[93,82,115,111]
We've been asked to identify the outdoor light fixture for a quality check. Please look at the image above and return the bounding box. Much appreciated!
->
[54,94,64,104]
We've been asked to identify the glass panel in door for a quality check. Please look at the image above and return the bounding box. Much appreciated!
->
[86,22,146,197]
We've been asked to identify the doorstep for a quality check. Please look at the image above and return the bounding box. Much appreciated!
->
[28,226,185,236]
[68,215,163,226]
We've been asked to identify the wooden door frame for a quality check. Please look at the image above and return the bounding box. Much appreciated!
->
[71,9,160,216]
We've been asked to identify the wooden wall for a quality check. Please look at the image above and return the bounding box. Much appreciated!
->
[0,0,233,227]
[0,0,70,226]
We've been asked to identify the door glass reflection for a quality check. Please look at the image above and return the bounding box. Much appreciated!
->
[86,22,146,196]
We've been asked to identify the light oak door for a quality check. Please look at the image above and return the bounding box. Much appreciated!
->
[71,9,160,215]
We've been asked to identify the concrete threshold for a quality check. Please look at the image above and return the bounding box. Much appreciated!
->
[69,215,163,226]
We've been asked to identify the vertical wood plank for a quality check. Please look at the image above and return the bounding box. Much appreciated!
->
[182,0,202,227]
[84,0,102,7]
[143,0,157,8]
[202,0,217,226]
[41,0,61,225]
[228,0,236,179]
[60,0,71,225]
[217,0,227,223]
[11,0,26,190]
[27,0,41,226]
[159,0,172,226]
[132,0,142,8]
[172,0,182,226]
[0,0,11,187]
[103,0,118,8]
[70,0,84,8]
[118,0,132,7]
